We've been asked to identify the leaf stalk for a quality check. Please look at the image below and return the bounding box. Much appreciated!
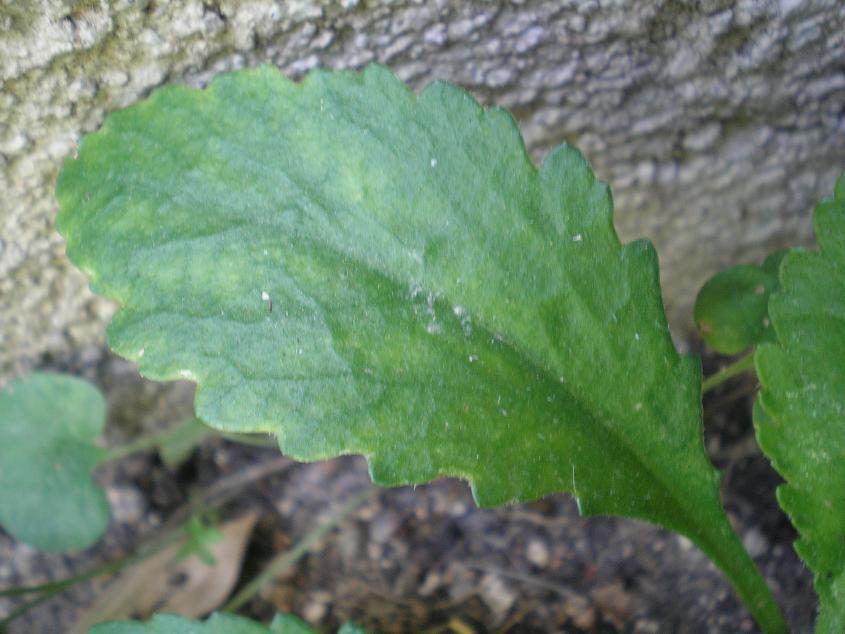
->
[702,351,756,394]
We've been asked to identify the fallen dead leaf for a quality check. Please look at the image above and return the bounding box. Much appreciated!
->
[70,512,257,634]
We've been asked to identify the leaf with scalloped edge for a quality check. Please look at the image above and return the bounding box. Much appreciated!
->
[694,250,788,354]
[89,612,366,634]
[57,64,786,632]
[0,372,109,551]
[755,173,845,633]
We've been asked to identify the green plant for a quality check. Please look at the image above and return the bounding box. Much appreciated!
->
[0,373,109,551]
[89,612,366,633]
[1,63,841,632]
[753,176,845,632]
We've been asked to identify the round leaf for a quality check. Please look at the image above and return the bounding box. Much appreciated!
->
[0,373,109,551]
[694,250,788,355]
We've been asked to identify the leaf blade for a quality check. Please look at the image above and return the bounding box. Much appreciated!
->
[0,373,109,551]
[755,173,845,632]
[58,65,784,631]
[694,250,788,354]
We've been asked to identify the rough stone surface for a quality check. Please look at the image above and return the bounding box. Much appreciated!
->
[2,0,845,381]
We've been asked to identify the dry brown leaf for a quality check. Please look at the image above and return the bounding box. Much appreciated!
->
[71,512,257,634]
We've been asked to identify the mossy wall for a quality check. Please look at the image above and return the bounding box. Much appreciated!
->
[2,0,844,379]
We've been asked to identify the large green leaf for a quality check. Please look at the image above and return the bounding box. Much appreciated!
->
[57,64,785,631]
[0,373,109,551]
[694,250,787,354]
[755,173,845,632]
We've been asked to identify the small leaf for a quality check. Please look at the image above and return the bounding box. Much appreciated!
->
[88,613,365,634]
[268,614,317,634]
[89,612,276,634]
[57,65,785,631]
[755,173,845,632]
[0,372,109,551]
[694,250,788,354]
[176,514,224,565]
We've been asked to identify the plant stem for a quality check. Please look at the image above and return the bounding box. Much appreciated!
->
[0,585,61,630]
[698,518,789,634]
[97,425,183,464]
[0,544,161,598]
[97,420,277,465]
[0,535,180,629]
[701,351,755,394]
[222,487,376,613]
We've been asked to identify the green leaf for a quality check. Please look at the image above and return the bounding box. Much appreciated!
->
[268,614,367,634]
[88,613,366,634]
[90,612,278,634]
[57,64,785,632]
[176,514,224,566]
[755,173,845,632]
[0,372,109,551]
[268,614,317,634]
[336,624,368,634]
[694,250,787,354]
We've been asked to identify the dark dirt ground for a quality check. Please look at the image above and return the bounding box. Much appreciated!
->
[0,346,818,633]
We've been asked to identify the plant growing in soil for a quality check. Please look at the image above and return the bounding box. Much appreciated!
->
[1,64,841,633]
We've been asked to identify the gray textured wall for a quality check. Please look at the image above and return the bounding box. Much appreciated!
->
[2,0,844,380]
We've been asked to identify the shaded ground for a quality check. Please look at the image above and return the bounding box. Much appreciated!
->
[0,348,817,632]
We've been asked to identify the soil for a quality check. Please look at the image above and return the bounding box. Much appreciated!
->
[0,347,817,633]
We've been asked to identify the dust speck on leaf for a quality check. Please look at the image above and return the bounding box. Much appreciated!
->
[426,322,443,335]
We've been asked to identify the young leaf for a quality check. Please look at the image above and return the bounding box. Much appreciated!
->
[57,65,785,631]
[755,173,845,632]
[694,251,787,354]
[0,372,109,551]
[88,612,366,634]
[176,514,224,566]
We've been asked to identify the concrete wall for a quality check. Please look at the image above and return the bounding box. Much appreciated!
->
[2,0,844,380]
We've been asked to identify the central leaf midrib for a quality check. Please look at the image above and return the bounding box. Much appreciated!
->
[271,228,713,532]
[101,71,714,536]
